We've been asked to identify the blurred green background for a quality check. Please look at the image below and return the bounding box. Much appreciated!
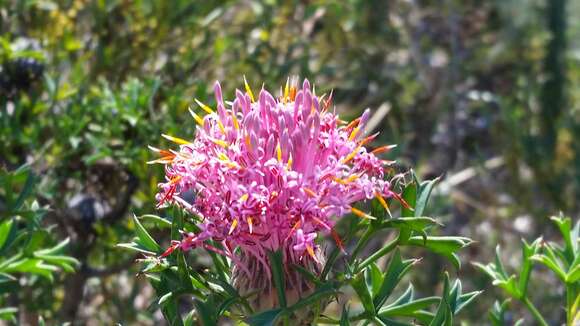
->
[1,0,579,324]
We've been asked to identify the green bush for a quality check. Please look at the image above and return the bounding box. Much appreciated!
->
[0,167,79,322]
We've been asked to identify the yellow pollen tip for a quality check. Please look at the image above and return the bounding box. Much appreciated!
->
[187,108,205,127]
[351,207,376,220]
[170,175,182,184]
[194,98,214,114]
[287,154,293,169]
[332,175,358,185]
[285,220,301,241]
[276,143,282,162]
[332,177,347,185]
[210,138,229,149]
[247,217,253,234]
[372,144,397,155]
[346,117,361,130]
[228,219,238,235]
[218,152,229,161]
[147,145,162,152]
[243,76,255,103]
[359,133,379,147]
[284,77,290,101]
[245,135,252,150]
[146,158,173,165]
[161,134,192,145]
[217,152,239,169]
[216,120,226,135]
[349,126,360,141]
[342,145,361,164]
[240,194,249,202]
[374,191,392,217]
[303,187,317,198]
[231,112,240,130]
[346,174,359,183]
[226,162,240,169]
[289,87,297,101]
[306,245,317,261]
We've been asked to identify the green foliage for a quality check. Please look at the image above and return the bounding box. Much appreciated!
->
[117,215,162,255]
[476,215,580,326]
[267,250,287,308]
[0,167,79,322]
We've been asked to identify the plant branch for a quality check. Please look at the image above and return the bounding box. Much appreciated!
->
[349,227,375,265]
[522,297,549,326]
[356,238,398,273]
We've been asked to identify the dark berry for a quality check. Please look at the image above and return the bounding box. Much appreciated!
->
[1,57,45,95]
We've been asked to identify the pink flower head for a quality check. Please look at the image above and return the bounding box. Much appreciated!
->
[151,78,396,279]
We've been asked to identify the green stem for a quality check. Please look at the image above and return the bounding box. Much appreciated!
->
[321,219,360,280]
[321,245,341,280]
[315,316,340,324]
[314,312,370,325]
[356,238,398,273]
[566,283,576,326]
[349,227,374,265]
[522,297,549,326]
[372,316,387,326]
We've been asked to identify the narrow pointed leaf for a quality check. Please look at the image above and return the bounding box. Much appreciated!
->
[246,308,283,326]
[415,176,440,217]
[133,215,161,253]
[267,250,287,308]
[351,270,374,313]
[374,250,416,308]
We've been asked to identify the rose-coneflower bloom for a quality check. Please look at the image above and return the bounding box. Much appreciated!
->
[150,78,397,315]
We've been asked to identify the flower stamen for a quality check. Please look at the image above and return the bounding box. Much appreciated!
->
[345,117,360,130]
[245,134,253,150]
[303,187,317,198]
[306,244,318,262]
[351,207,376,220]
[342,145,361,164]
[374,191,392,217]
[247,217,253,234]
[210,137,229,149]
[162,134,192,145]
[371,144,397,155]
[194,98,214,115]
[231,112,240,130]
[359,132,380,147]
[331,228,346,254]
[284,77,290,103]
[228,219,238,235]
[216,120,227,135]
[348,126,360,141]
[186,107,205,126]
[322,89,333,112]
[276,142,282,162]
[285,220,301,242]
[243,76,255,102]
